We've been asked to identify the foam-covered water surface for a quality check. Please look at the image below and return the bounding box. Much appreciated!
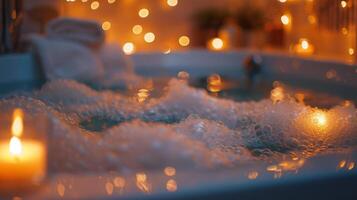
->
[0,77,356,174]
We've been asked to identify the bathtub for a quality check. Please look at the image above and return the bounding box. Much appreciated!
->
[0,50,357,199]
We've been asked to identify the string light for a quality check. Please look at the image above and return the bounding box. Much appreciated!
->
[178,35,190,47]
[102,21,111,31]
[348,48,354,55]
[208,38,224,50]
[281,14,290,25]
[278,0,287,3]
[139,8,150,18]
[301,39,309,50]
[167,0,178,7]
[341,0,347,8]
[294,38,314,55]
[122,42,135,55]
[144,32,155,43]
[91,1,100,10]
[108,0,116,4]
[132,25,143,35]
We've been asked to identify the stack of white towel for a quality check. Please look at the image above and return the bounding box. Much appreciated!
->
[27,17,142,89]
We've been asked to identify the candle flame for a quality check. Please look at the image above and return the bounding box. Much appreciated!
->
[12,109,24,137]
[9,136,22,156]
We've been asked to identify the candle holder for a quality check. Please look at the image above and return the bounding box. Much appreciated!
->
[0,108,48,195]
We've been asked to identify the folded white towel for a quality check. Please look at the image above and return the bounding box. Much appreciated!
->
[26,18,142,88]
[28,35,104,82]
[46,17,105,48]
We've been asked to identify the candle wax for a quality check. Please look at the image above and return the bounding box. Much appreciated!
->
[0,140,46,190]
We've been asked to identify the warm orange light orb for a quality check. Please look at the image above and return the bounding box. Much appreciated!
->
[313,112,327,127]
[281,14,290,25]
[122,42,135,55]
[138,8,149,18]
[348,48,354,55]
[144,32,155,43]
[91,1,100,10]
[132,25,143,35]
[178,36,190,47]
[108,0,116,4]
[294,38,314,55]
[210,38,224,50]
[102,21,111,31]
[301,39,309,50]
[167,0,178,7]
[341,0,347,8]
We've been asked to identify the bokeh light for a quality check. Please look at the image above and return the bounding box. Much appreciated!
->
[144,32,156,43]
[209,38,224,50]
[102,21,111,31]
[167,0,178,7]
[91,1,100,10]
[281,14,290,25]
[301,39,309,50]
[178,36,190,47]
[348,48,354,55]
[132,25,143,35]
[122,42,135,55]
[341,0,347,8]
[138,8,150,18]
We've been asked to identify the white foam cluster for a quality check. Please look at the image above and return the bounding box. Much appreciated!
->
[0,79,356,173]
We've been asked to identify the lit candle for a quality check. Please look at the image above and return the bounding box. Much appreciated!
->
[0,109,46,191]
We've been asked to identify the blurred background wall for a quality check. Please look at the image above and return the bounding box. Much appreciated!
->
[59,0,356,63]
[2,0,356,63]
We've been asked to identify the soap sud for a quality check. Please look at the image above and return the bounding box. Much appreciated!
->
[0,79,356,173]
